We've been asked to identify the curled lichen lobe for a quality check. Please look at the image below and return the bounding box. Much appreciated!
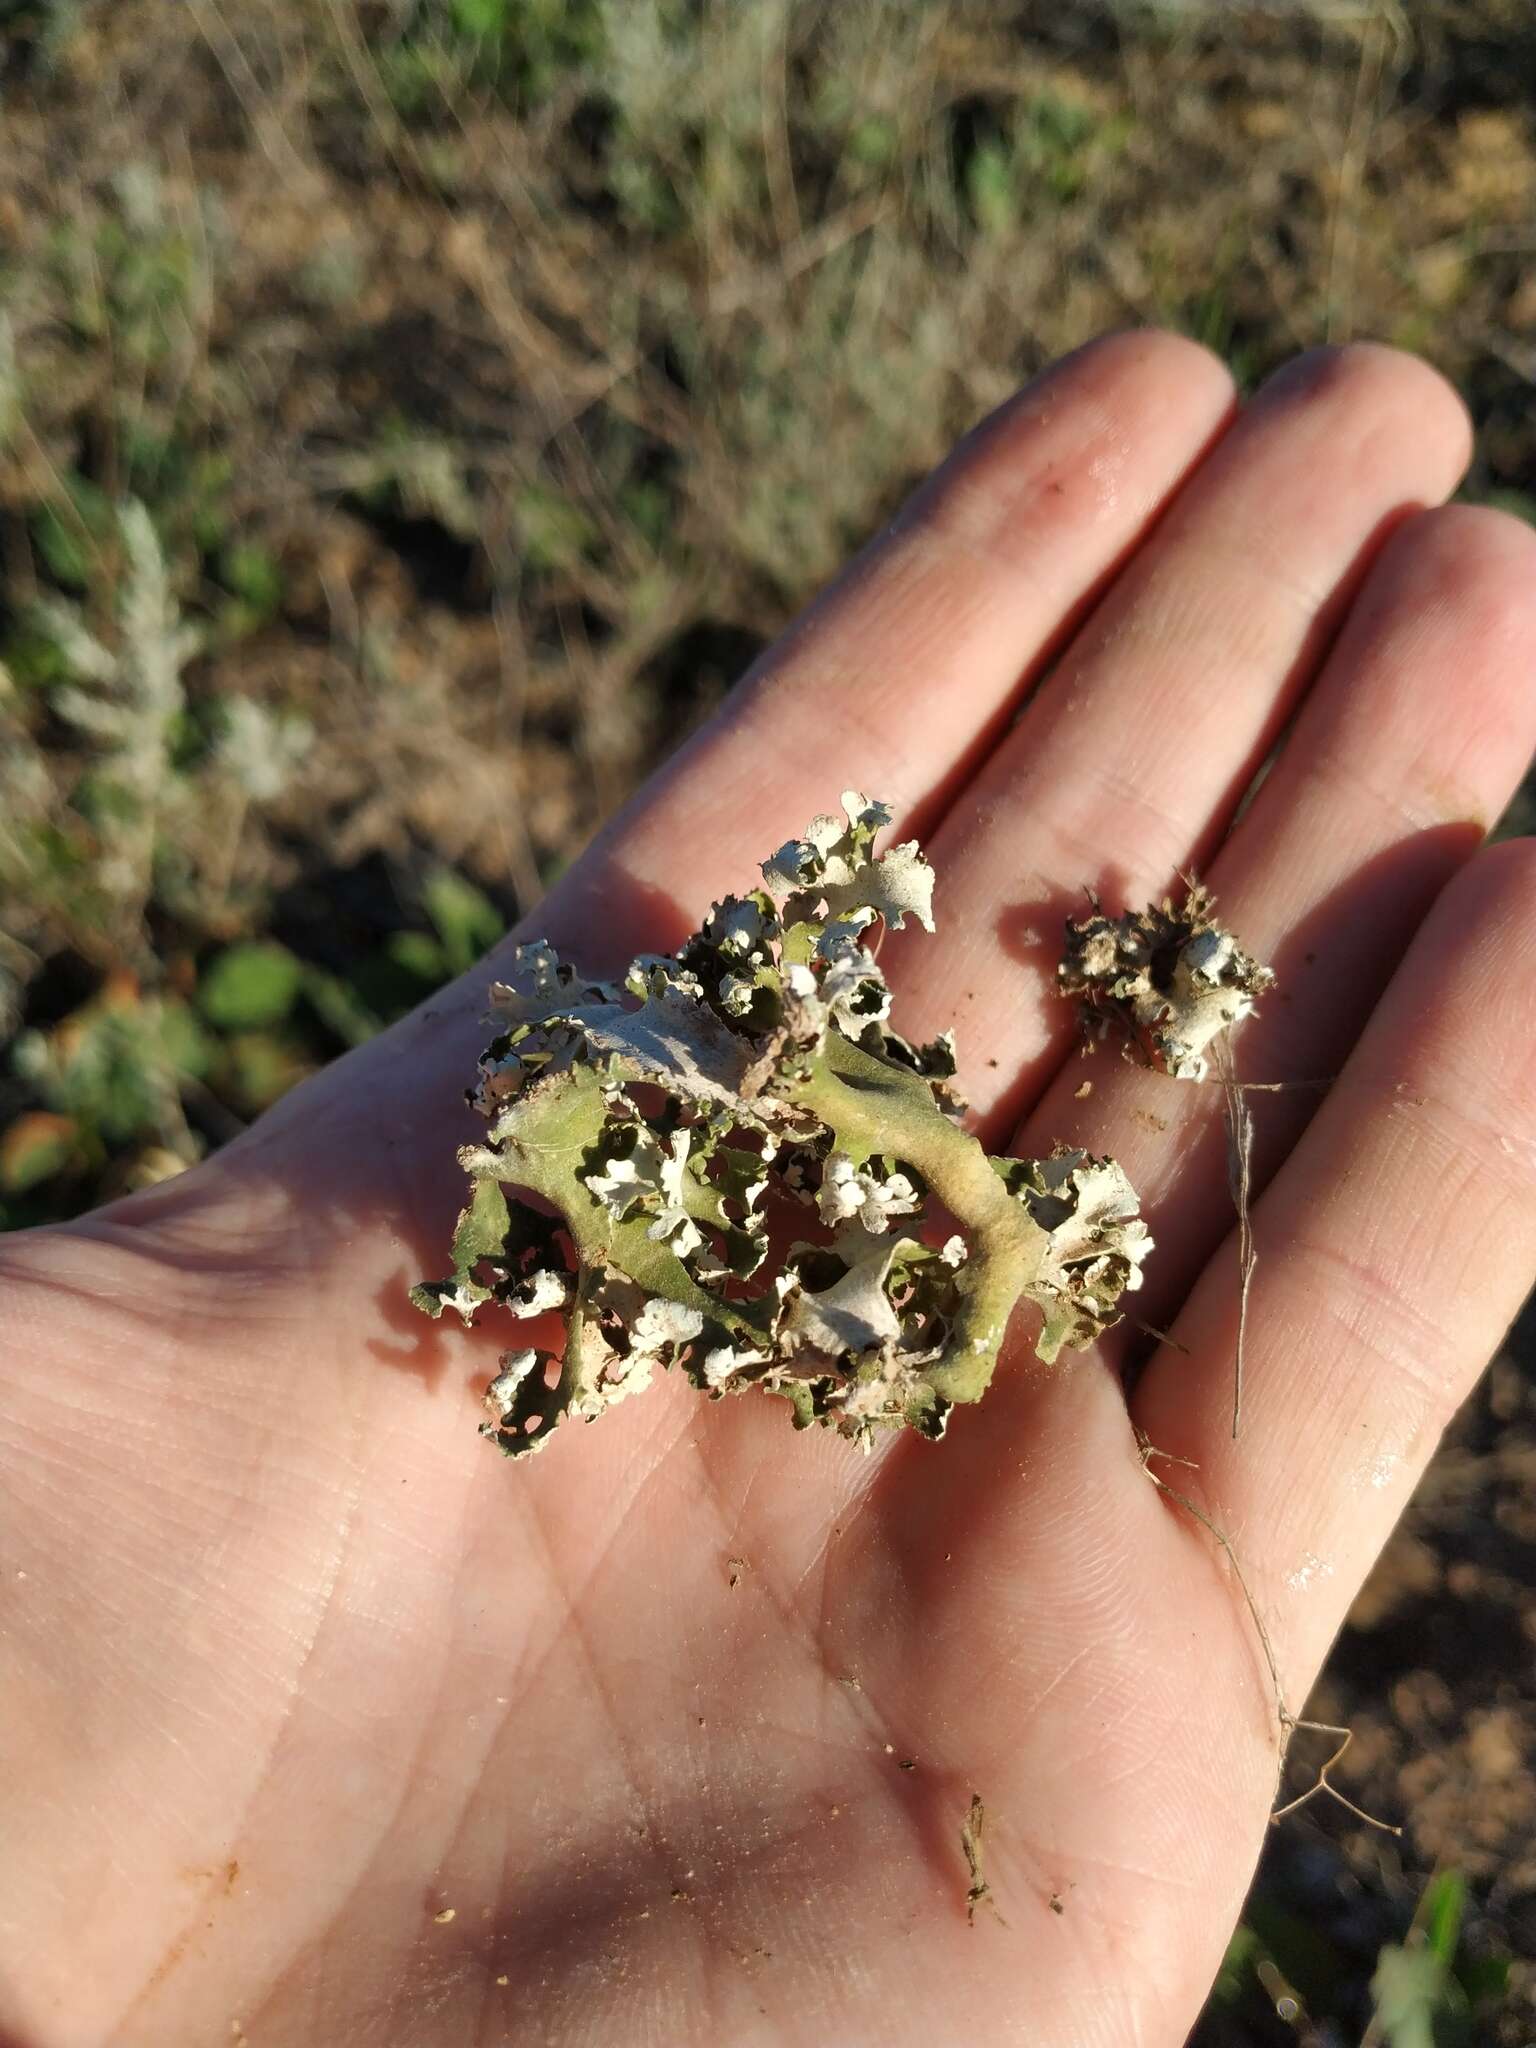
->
[1058,883,1275,1082]
[413,792,1153,1460]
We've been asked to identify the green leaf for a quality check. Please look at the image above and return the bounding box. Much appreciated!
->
[1234,1895,1348,2012]
[966,138,1017,238]
[30,476,114,590]
[158,997,213,1080]
[0,1111,77,1194]
[2,618,73,689]
[218,540,284,617]
[421,866,502,976]
[1211,1923,1261,2006]
[514,484,598,573]
[301,967,381,1048]
[451,0,508,33]
[1423,1871,1466,1967]
[847,116,897,168]
[387,930,449,985]
[198,941,303,1030]
[220,1030,309,1114]
[1456,1952,1511,2005]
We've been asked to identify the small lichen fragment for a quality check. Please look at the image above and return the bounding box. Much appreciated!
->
[1058,883,1275,1081]
[998,1148,1152,1364]
[761,790,936,934]
[414,796,1153,1459]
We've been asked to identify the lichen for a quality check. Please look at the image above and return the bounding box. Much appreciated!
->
[1057,883,1275,1082]
[414,792,1153,1458]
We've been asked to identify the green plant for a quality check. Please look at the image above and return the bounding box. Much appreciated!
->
[965,90,1130,236]
[387,867,505,986]
[197,940,305,1031]
[4,974,209,1213]
[21,499,199,939]
[0,489,313,993]
[1364,1872,1511,2048]
[48,166,199,369]
[1210,1869,1514,2045]
[370,0,606,117]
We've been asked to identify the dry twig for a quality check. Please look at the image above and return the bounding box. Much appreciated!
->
[1137,1434,1399,1835]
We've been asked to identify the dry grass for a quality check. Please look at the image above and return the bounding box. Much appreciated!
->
[4,2,1533,1017]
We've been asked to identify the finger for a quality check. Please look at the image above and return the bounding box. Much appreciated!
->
[532,330,1235,963]
[1016,501,1536,1363]
[1133,838,1536,1693]
[880,344,1473,1137]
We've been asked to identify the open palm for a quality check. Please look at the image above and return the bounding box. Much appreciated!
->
[5,332,1536,2048]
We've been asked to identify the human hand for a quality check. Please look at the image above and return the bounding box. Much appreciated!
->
[4,331,1535,2047]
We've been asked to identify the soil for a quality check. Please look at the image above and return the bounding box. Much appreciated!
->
[1193,1295,1536,2044]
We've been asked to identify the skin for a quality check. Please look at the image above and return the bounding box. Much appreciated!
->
[4,330,1536,2048]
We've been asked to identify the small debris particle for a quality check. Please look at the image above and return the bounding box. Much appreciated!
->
[829,1803,841,1816]
[726,1555,748,1588]
[961,1793,1004,1925]
[433,1907,456,1924]
[671,1886,691,1903]
[480,1906,492,1919]
[496,1974,509,1986]
[1074,1079,1093,1099]
[1050,1892,1065,1915]
[884,1743,895,1754]
[838,1674,862,1692]
[898,1758,917,1771]
[986,1057,999,1068]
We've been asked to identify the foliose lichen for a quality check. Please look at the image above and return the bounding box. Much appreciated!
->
[413,793,1153,1458]
[1058,883,1275,1082]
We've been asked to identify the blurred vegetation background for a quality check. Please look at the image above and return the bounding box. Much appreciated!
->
[2,1,1535,2039]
